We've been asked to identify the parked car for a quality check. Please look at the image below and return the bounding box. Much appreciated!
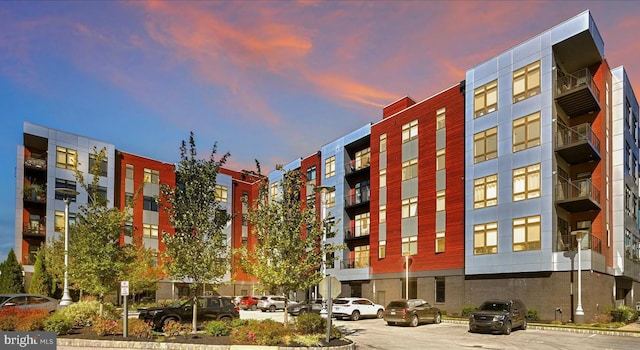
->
[468,299,527,335]
[138,296,239,331]
[0,293,58,313]
[239,295,261,311]
[332,297,384,321]
[258,295,288,312]
[288,299,324,316]
[383,298,441,327]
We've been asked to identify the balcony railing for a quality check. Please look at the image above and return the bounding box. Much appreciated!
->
[344,224,370,240]
[23,224,46,237]
[24,153,47,170]
[341,257,370,269]
[556,231,602,254]
[344,190,370,208]
[555,123,601,164]
[555,178,601,212]
[555,68,601,117]
[345,159,371,176]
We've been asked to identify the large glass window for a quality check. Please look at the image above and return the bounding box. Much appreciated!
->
[54,179,77,201]
[56,146,77,170]
[326,191,335,208]
[436,108,446,130]
[402,120,418,143]
[354,245,370,268]
[474,127,497,163]
[402,236,418,256]
[89,154,108,177]
[378,240,386,259]
[513,61,540,102]
[513,164,541,201]
[436,149,445,171]
[513,215,541,251]
[379,168,387,188]
[215,185,228,203]
[143,196,158,211]
[401,197,418,218]
[379,205,386,223]
[513,112,541,152]
[306,165,316,182]
[380,134,387,152]
[402,158,418,180]
[435,277,445,303]
[435,232,445,253]
[436,190,445,211]
[325,156,336,178]
[143,223,159,238]
[143,168,159,184]
[355,148,371,170]
[474,80,498,117]
[125,164,134,179]
[474,222,498,255]
[269,182,278,198]
[354,212,370,237]
[474,174,497,208]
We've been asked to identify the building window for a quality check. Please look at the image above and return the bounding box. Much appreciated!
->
[143,168,159,184]
[435,277,445,303]
[355,148,371,170]
[402,236,418,256]
[143,223,158,238]
[89,154,108,177]
[242,236,248,247]
[354,245,370,268]
[436,190,445,211]
[474,174,498,208]
[436,149,445,171]
[513,61,540,102]
[513,112,541,152]
[143,196,158,211]
[435,232,445,253]
[513,215,541,251]
[269,182,278,198]
[306,165,316,182]
[242,214,248,226]
[436,107,446,130]
[513,163,540,201]
[474,80,498,117]
[401,197,418,218]
[354,212,370,237]
[379,205,386,223]
[402,120,418,143]
[125,164,134,179]
[380,169,387,188]
[125,192,133,206]
[215,185,228,203]
[325,156,336,178]
[54,211,65,232]
[88,185,107,204]
[56,146,77,170]
[54,179,77,201]
[378,240,386,259]
[402,158,418,180]
[326,191,335,208]
[380,134,387,152]
[474,127,497,163]
[474,222,498,255]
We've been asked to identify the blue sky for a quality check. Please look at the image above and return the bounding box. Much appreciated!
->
[2,1,640,263]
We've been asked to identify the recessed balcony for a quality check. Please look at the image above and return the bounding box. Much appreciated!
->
[555,69,601,117]
[555,123,601,164]
[555,178,601,212]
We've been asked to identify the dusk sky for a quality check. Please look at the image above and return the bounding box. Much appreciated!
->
[2,0,640,263]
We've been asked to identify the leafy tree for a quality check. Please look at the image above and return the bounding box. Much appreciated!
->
[28,248,53,296]
[42,238,64,299]
[160,132,232,333]
[237,165,341,325]
[121,240,166,300]
[0,249,25,293]
[66,147,135,315]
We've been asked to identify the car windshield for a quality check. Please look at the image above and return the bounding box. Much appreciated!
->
[479,302,509,312]
[333,299,350,305]
[387,301,407,308]
[260,297,268,301]
[0,296,11,305]
[169,298,191,308]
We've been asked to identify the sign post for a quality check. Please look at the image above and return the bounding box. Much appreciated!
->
[121,281,129,337]
[319,275,340,344]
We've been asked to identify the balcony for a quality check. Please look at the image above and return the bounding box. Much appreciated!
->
[555,178,601,212]
[340,257,370,269]
[345,158,370,177]
[555,123,601,164]
[23,184,46,204]
[24,153,47,170]
[344,191,370,209]
[556,231,602,254]
[555,69,601,117]
[23,224,46,238]
[344,225,370,241]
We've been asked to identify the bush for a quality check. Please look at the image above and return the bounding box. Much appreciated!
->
[461,305,477,317]
[128,318,153,339]
[44,312,74,335]
[0,308,19,330]
[613,305,638,322]
[291,334,323,347]
[92,317,120,336]
[203,320,231,336]
[231,319,290,346]
[0,308,48,331]
[230,318,248,329]
[294,313,324,334]
[162,320,190,337]
[58,301,119,327]
[526,307,540,321]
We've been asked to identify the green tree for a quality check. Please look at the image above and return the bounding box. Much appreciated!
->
[42,238,64,299]
[121,241,166,300]
[67,147,135,315]
[237,165,341,325]
[160,132,232,333]
[28,248,53,296]
[0,249,25,293]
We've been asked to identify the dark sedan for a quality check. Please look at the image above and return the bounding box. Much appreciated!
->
[288,299,324,316]
[383,299,441,327]
[0,293,58,313]
[138,296,239,331]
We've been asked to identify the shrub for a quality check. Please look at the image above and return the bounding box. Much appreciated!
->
[230,318,248,329]
[58,301,119,327]
[526,307,540,321]
[44,312,74,335]
[461,305,477,317]
[613,305,638,322]
[162,320,190,338]
[292,334,323,347]
[294,313,324,335]
[128,319,153,339]
[92,317,120,336]
[203,320,231,336]
[0,307,18,330]
[15,309,49,331]
[231,319,291,346]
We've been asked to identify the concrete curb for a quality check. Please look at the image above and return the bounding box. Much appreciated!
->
[444,319,640,337]
[57,338,356,350]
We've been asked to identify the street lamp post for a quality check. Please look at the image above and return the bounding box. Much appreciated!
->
[56,188,79,307]
[571,230,589,323]
[314,185,335,319]
[403,252,410,299]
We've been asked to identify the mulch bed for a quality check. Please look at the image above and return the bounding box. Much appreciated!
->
[59,327,351,347]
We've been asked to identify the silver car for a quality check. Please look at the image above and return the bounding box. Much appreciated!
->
[257,295,287,312]
[0,294,58,313]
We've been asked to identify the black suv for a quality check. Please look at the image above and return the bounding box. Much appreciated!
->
[468,299,527,335]
[138,296,239,331]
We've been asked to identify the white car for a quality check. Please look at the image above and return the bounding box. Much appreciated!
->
[331,297,384,321]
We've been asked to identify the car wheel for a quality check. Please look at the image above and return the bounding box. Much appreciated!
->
[251,304,257,311]
[162,317,178,331]
[387,321,396,326]
[433,312,441,324]
[409,315,419,327]
[376,309,384,319]
[351,310,360,321]
[299,309,307,315]
[269,305,276,312]
[468,325,476,333]
[521,318,527,330]
[219,316,232,323]
[503,321,512,335]
[261,309,266,312]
